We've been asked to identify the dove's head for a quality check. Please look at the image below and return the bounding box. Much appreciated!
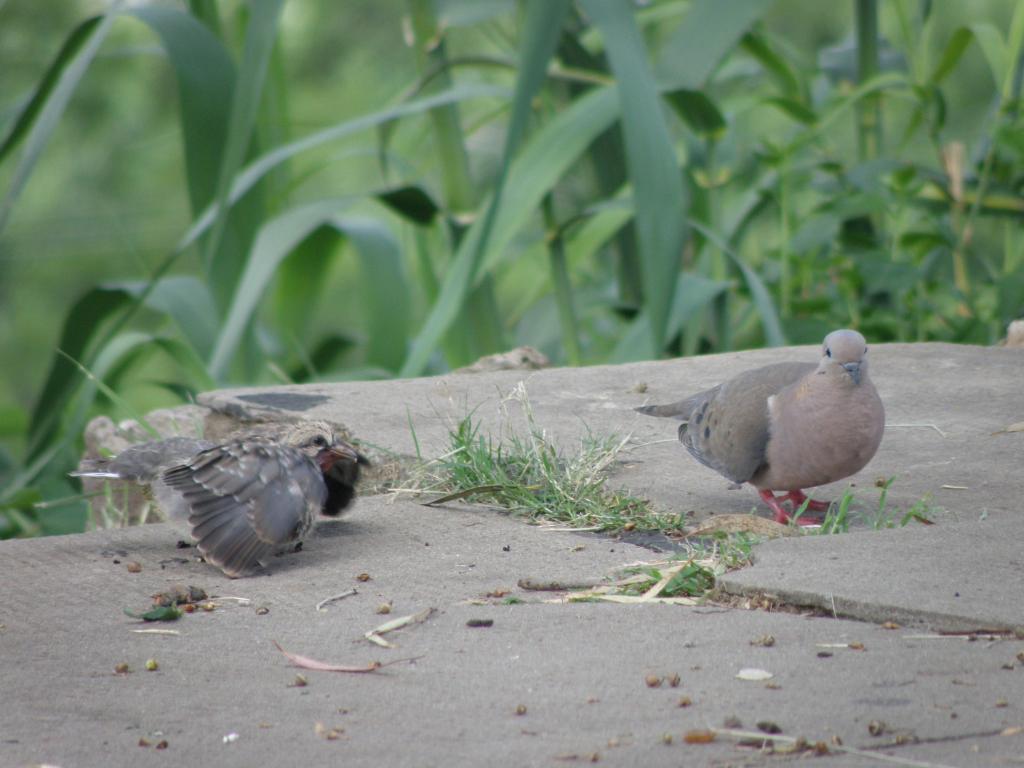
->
[285,420,366,474]
[818,329,870,385]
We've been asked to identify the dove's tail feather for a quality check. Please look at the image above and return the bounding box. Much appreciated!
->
[69,469,122,479]
[635,400,695,421]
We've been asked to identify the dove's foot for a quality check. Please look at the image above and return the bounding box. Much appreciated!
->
[757,490,826,526]
[781,490,831,512]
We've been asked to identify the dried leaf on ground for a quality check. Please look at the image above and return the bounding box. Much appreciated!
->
[272,640,382,673]
[735,668,774,681]
[992,421,1024,435]
[364,607,435,648]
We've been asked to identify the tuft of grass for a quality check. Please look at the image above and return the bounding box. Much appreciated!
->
[620,560,716,598]
[804,477,938,535]
[681,531,760,572]
[413,384,681,534]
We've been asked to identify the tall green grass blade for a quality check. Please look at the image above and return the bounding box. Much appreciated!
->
[202,0,284,304]
[1004,2,1024,99]
[208,198,354,378]
[26,286,133,459]
[688,219,785,346]
[0,16,101,164]
[96,333,216,398]
[855,0,882,161]
[542,196,582,365]
[655,0,772,89]
[0,4,119,234]
[664,89,726,137]
[376,185,441,225]
[968,23,1008,92]
[128,6,235,216]
[138,276,219,359]
[585,0,688,358]
[740,31,806,100]
[929,27,973,85]
[344,217,410,373]
[610,273,730,362]
[273,226,339,346]
[399,0,573,376]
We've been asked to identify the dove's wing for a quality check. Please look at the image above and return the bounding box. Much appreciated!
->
[162,437,327,577]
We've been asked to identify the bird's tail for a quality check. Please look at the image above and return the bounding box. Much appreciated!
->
[69,459,119,479]
[634,400,694,421]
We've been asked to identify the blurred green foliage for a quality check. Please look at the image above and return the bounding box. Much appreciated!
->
[1,0,1023,537]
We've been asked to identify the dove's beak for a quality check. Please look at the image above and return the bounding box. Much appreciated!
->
[841,362,861,385]
[317,442,366,472]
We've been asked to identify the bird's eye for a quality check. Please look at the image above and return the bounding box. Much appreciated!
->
[825,347,832,358]
[312,435,328,448]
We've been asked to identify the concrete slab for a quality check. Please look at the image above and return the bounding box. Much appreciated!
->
[3,497,1023,768]
[718,518,1024,632]
[5,340,1024,767]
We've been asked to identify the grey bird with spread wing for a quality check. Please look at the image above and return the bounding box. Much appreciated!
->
[636,329,884,524]
[72,420,368,577]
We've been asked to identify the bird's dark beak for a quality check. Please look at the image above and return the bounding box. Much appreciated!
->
[316,443,361,472]
[841,362,861,385]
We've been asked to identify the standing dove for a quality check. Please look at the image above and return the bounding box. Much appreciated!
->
[636,329,884,524]
[72,420,368,576]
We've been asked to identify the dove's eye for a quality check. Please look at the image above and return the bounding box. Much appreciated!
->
[825,347,832,358]
[312,435,329,448]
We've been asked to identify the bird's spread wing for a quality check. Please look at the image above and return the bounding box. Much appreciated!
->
[162,438,327,577]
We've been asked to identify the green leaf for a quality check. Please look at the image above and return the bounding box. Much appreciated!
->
[127,6,235,214]
[610,273,730,362]
[124,276,218,359]
[762,96,818,125]
[436,0,516,28]
[201,0,285,300]
[969,23,1008,92]
[928,27,973,85]
[343,217,410,373]
[27,286,134,459]
[209,198,354,378]
[273,226,340,345]
[376,185,441,225]
[124,606,183,622]
[655,0,774,89]
[0,16,101,164]
[688,219,785,346]
[0,5,119,234]
[664,89,727,137]
[740,31,805,100]
[585,0,688,357]
[101,333,216,396]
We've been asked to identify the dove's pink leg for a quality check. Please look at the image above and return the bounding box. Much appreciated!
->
[757,490,823,526]
[782,490,830,512]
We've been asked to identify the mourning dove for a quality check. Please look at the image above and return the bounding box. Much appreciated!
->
[636,329,884,524]
[72,420,368,577]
